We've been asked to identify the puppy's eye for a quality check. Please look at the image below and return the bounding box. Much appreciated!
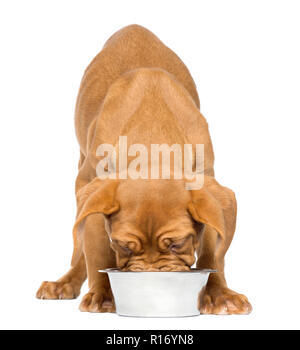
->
[169,242,184,252]
[111,240,133,255]
[163,238,185,251]
[120,245,133,255]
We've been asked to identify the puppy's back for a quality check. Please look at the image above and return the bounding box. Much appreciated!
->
[75,25,199,148]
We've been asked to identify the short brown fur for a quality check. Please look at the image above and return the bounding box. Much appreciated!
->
[36,25,251,314]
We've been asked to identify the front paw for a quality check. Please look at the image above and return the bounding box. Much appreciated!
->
[200,287,252,315]
[79,290,116,313]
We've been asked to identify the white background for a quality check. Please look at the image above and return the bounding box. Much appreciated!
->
[0,0,299,330]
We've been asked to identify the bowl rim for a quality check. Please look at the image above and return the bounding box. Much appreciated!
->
[98,268,217,273]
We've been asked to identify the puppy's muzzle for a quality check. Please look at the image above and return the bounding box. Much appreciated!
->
[122,263,191,272]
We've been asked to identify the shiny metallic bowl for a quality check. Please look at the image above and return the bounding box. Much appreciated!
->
[99,268,216,317]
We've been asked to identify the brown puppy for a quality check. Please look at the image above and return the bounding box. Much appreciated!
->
[36,25,252,315]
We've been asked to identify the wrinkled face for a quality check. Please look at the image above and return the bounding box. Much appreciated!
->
[105,180,202,271]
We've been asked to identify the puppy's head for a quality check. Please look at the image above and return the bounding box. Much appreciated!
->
[74,177,231,271]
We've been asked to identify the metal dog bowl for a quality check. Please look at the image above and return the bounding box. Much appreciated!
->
[99,268,216,317]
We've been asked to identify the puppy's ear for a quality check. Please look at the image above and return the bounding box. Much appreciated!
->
[188,176,236,240]
[73,178,119,236]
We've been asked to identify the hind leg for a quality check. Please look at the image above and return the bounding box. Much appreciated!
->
[36,250,87,300]
[36,151,89,300]
[36,212,87,301]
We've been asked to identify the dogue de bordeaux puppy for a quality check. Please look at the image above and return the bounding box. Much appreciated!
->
[36,25,252,314]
